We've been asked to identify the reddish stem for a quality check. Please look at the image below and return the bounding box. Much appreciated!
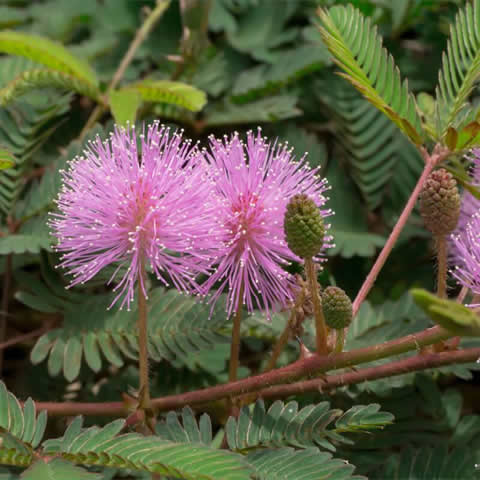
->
[33,325,450,416]
[352,149,445,317]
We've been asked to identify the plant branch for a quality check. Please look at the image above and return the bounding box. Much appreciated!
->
[305,258,328,355]
[138,260,150,410]
[351,146,448,317]
[436,235,448,298]
[0,253,12,374]
[0,325,50,351]
[34,325,452,416]
[264,309,296,372]
[229,282,244,383]
[79,0,171,140]
[258,347,480,400]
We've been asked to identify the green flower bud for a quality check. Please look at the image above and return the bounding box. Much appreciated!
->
[419,168,460,236]
[322,286,352,329]
[284,194,325,259]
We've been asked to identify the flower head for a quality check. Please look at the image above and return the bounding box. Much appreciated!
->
[451,149,480,273]
[50,122,216,310]
[451,211,480,295]
[204,128,333,317]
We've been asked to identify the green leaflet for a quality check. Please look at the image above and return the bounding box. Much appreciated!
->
[0,31,98,87]
[127,80,207,112]
[0,69,101,105]
[0,148,15,170]
[318,5,424,145]
[411,288,480,336]
[0,234,51,254]
[156,407,213,446]
[205,95,301,126]
[21,460,100,480]
[109,89,141,126]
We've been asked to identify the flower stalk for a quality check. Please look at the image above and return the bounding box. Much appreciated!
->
[137,259,150,411]
[305,258,328,355]
[228,282,244,383]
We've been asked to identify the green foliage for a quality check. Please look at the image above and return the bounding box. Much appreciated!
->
[0,382,47,468]
[156,407,214,446]
[0,2,480,479]
[435,0,480,140]
[0,234,51,254]
[327,160,386,257]
[205,95,301,126]
[0,69,101,106]
[225,399,393,452]
[0,148,15,171]
[0,92,70,217]
[127,80,207,112]
[245,448,362,480]
[108,89,141,126]
[43,417,253,480]
[0,31,98,88]
[231,46,329,103]
[21,460,101,480]
[28,286,230,381]
[412,288,480,336]
[318,4,424,144]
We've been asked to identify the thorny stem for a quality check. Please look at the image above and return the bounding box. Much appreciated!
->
[0,325,50,352]
[79,0,171,140]
[258,348,480,400]
[305,258,328,355]
[138,260,150,411]
[229,283,244,383]
[33,325,452,417]
[264,309,296,372]
[351,146,448,318]
[265,283,307,372]
[436,235,448,299]
[0,253,12,374]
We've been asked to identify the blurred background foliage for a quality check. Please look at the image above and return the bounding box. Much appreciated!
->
[1,0,480,479]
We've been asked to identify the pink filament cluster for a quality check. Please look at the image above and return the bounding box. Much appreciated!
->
[50,124,333,314]
[50,122,218,310]
[204,129,333,317]
[451,149,480,293]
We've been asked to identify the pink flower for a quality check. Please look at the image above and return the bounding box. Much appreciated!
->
[451,149,480,277]
[204,128,333,317]
[50,122,217,310]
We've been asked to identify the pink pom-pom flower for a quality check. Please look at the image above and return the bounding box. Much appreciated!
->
[49,122,217,310]
[203,128,333,317]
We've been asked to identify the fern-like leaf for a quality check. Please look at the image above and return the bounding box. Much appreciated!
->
[225,399,393,452]
[246,447,363,480]
[0,69,101,105]
[318,5,424,145]
[0,77,70,217]
[28,287,230,381]
[126,80,207,112]
[43,417,252,480]
[435,0,480,138]
[0,31,98,87]
[0,382,47,469]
